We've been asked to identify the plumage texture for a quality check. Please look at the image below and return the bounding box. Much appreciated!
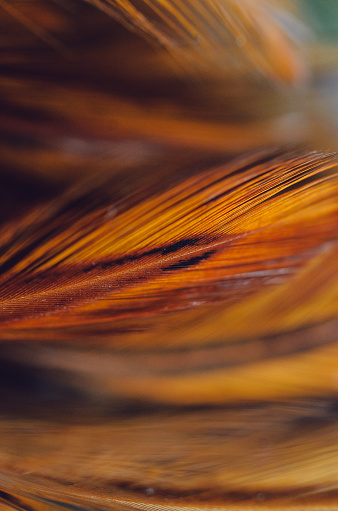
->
[0,1,337,510]
[0,149,336,333]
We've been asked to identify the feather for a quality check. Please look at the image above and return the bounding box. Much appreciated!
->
[88,0,308,83]
[0,149,336,340]
[0,1,338,510]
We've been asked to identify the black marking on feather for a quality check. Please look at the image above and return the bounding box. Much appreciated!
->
[161,250,216,271]
[92,238,203,271]
[161,237,202,255]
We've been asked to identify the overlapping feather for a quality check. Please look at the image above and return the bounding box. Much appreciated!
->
[0,1,338,510]
[0,150,336,339]
[89,0,307,83]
